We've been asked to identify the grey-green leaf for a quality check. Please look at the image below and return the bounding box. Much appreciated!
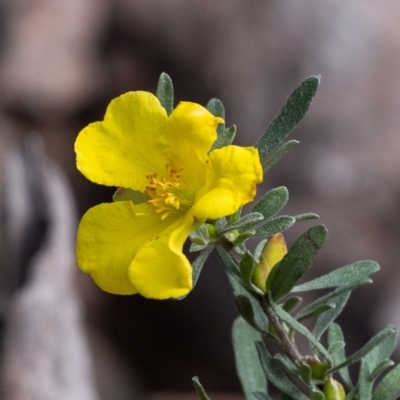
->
[254,216,295,237]
[192,376,211,400]
[211,125,236,151]
[372,365,400,400]
[234,295,269,334]
[268,296,332,363]
[156,72,174,115]
[252,187,289,220]
[233,317,268,400]
[267,224,328,301]
[222,212,264,234]
[292,260,380,292]
[192,245,215,287]
[256,76,320,160]
[327,328,397,375]
[262,140,299,171]
[255,341,309,400]
[327,323,352,387]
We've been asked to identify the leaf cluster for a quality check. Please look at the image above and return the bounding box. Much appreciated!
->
[155,73,400,400]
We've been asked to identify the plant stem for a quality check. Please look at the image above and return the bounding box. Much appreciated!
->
[262,298,303,364]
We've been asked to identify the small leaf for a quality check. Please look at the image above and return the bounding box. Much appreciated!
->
[327,323,352,387]
[206,98,225,126]
[327,328,397,375]
[156,72,174,115]
[299,363,312,384]
[267,224,328,301]
[364,325,397,373]
[192,376,211,400]
[234,295,269,334]
[294,212,320,222]
[372,365,400,400]
[252,187,289,220]
[254,216,296,237]
[282,297,302,314]
[268,295,332,363]
[240,252,258,290]
[262,140,299,171]
[192,245,215,287]
[222,212,264,234]
[297,304,335,323]
[253,391,274,400]
[232,317,268,400]
[256,76,320,160]
[370,360,395,382]
[274,354,298,374]
[310,388,325,400]
[255,341,309,400]
[211,125,236,151]
[293,260,380,292]
[313,291,351,340]
[358,360,373,400]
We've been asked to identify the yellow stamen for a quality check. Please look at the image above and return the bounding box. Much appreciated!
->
[145,165,193,218]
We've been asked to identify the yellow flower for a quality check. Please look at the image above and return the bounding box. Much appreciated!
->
[75,91,263,299]
[252,233,287,292]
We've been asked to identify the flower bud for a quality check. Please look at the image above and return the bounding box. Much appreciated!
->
[323,378,346,400]
[252,233,287,292]
[304,355,328,380]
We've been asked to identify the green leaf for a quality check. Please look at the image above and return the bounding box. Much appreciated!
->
[273,354,298,374]
[268,295,332,363]
[256,76,320,160]
[364,326,397,373]
[192,245,215,287]
[233,317,268,400]
[222,212,264,234]
[292,260,380,292]
[299,363,312,384]
[297,304,335,323]
[240,252,258,290]
[254,216,296,237]
[310,388,325,400]
[192,376,211,400]
[252,187,289,220]
[293,212,320,222]
[282,296,303,314]
[255,341,309,400]
[234,295,269,334]
[327,323,352,387]
[327,328,397,375]
[296,280,368,323]
[156,72,174,115]
[372,365,400,400]
[211,125,236,151]
[206,98,225,126]
[253,392,274,400]
[370,360,395,382]
[358,360,373,400]
[313,291,351,340]
[262,140,299,171]
[267,224,328,301]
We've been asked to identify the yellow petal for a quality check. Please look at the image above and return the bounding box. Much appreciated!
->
[76,201,174,295]
[193,145,263,220]
[166,102,223,191]
[129,212,202,299]
[75,91,169,192]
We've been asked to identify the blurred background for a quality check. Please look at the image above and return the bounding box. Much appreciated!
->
[1,0,400,399]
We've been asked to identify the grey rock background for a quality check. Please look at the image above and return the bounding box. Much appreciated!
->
[1,0,400,398]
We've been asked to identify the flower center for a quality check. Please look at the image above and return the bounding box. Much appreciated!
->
[145,165,194,219]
